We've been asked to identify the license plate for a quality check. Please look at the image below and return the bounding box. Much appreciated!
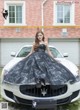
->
[32,99,57,109]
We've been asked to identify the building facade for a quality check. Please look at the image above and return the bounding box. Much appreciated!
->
[0,0,80,66]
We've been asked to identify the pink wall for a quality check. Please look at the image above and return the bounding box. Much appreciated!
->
[0,0,80,38]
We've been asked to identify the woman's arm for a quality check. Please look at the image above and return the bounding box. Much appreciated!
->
[45,42,54,58]
[25,43,35,58]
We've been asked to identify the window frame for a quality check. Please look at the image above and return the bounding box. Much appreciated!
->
[9,5,22,24]
[53,1,75,26]
[4,1,26,26]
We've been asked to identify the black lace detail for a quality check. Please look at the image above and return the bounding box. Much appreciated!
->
[4,44,76,85]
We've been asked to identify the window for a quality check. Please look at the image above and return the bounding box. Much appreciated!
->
[4,1,26,26]
[17,47,31,57]
[54,1,75,25]
[9,5,22,23]
[16,46,63,58]
[57,4,70,23]
[49,47,63,58]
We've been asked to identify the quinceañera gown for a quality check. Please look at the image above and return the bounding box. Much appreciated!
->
[4,44,76,85]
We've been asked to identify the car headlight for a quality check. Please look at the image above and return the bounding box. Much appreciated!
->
[76,69,80,75]
[1,69,9,82]
[3,69,9,80]
[75,69,80,81]
[3,69,9,76]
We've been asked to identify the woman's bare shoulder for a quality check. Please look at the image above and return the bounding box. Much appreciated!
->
[44,41,48,46]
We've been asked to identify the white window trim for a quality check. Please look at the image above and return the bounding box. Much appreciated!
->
[4,1,26,26]
[53,1,75,26]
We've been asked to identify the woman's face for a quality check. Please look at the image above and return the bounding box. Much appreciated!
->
[37,32,44,42]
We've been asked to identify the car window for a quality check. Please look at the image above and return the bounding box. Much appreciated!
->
[17,47,31,57]
[16,46,62,58]
[49,47,63,58]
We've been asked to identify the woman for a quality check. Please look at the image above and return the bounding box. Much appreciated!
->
[4,31,76,85]
[26,31,53,58]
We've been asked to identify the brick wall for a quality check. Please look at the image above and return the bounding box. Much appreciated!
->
[0,0,80,38]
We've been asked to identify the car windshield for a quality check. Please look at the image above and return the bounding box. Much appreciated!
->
[17,46,63,58]
[49,47,63,58]
[17,47,31,57]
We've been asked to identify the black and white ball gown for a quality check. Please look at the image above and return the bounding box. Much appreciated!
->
[4,44,76,85]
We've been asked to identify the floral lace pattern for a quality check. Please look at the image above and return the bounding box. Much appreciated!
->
[4,44,76,85]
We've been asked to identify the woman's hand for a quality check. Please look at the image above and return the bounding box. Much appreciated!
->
[25,42,35,58]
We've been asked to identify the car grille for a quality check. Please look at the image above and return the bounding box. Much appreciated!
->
[20,85,67,97]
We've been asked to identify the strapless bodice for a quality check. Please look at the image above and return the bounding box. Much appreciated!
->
[36,44,46,52]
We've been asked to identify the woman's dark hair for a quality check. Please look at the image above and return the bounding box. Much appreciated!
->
[35,31,45,43]
[34,31,45,50]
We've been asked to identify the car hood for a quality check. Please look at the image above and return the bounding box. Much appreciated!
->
[4,57,23,71]
[56,58,78,76]
[4,57,78,77]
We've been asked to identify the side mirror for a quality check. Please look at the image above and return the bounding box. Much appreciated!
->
[11,52,16,57]
[63,53,68,57]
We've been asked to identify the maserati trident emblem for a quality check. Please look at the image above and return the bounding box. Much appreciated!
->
[41,88,47,96]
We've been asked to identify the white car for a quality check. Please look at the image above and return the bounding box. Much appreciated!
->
[1,45,80,109]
